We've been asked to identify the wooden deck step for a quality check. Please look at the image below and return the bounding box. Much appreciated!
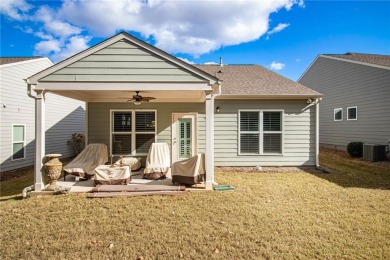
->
[92,184,185,193]
[87,190,187,198]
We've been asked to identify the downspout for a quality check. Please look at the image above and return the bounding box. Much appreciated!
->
[315,98,322,168]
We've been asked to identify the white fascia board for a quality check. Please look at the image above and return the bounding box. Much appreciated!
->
[216,94,323,100]
[0,57,53,69]
[35,82,213,91]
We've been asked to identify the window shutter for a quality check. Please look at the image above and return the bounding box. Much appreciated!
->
[263,133,281,153]
[113,112,132,132]
[136,134,155,154]
[263,112,281,131]
[136,112,155,132]
[240,133,259,154]
[240,112,259,131]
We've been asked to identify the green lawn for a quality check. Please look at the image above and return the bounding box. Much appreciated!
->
[0,149,389,259]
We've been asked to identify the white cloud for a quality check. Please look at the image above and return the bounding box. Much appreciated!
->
[270,61,285,70]
[51,35,91,62]
[59,0,303,56]
[34,39,61,55]
[267,23,290,35]
[296,58,301,62]
[0,0,31,20]
[35,6,82,38]
[2,0,303,61]
[204,61,218,65]
[177,57,195,64]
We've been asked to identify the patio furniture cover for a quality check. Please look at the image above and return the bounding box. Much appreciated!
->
[144,143,170,178]
[171,153,205,185]
[95,165,130,185]
[114,157,141,171]
[63,143,108,178]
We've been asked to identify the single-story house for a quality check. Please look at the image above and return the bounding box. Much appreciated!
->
[0,57,85,172]
[26,32,322,190]
[298,52,390,150]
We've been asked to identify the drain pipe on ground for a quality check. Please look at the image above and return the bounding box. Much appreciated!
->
[22,185,34,198]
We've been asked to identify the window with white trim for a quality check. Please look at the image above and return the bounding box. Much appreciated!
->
[334,108,342,121]
[12,124,26,160]
[347,106,357,120]
[111,110,156,155]
[239,111,283,155]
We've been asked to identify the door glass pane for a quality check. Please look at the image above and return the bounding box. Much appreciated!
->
[13,143,24,159]
[178,118,191,158]
[13,125,24,142]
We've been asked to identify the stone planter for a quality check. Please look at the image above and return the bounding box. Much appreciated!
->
[44,154,62,191]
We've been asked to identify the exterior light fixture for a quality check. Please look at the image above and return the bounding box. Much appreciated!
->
[216,106,220,113]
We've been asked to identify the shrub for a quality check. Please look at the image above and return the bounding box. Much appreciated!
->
[347,142,363,157]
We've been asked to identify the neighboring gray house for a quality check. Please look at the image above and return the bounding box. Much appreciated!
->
[26,32,322,191]
[0,57,86,172]
[299,53,390,150]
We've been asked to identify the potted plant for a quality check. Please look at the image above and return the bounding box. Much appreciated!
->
[71,133,85,156]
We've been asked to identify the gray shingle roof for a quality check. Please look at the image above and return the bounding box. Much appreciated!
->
[324,53,390,67]
[0,57,44,65]
[195,65,322,97]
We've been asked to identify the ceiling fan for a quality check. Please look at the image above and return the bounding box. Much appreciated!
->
[126,91,155,105]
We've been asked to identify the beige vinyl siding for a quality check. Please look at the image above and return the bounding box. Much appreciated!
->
[299,56,390,150]
[214,100,315,166]
[88,102,205,163]
[88,99,315,167]
[0,59,85,172]
[40,40,207,83]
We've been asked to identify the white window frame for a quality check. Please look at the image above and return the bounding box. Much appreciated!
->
[347,106,357,120]
[334,108,343,121]
[110,109,157,156]
[238,109,284,156]
[12,124,26,161]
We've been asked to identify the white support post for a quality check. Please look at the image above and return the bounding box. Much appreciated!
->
[34,90,46,191]
[315,98,321,168]
[205,94,214,190]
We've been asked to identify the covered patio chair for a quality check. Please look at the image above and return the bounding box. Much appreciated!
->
[143,143,170,180]
[63,143,108,179]
[171,153,205,185]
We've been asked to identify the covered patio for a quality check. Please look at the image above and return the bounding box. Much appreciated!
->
[26,32,221,192]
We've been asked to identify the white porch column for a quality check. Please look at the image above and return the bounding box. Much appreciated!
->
[315,98,322,167]
[205,94,215,190]
[34,90,46,191]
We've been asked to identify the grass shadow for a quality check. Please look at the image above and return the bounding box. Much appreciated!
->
[313,148,390,190]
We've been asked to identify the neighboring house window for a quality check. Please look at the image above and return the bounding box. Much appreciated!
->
[334,108,343,121]
[239,110,283,155]
[347,106,357,120]
[111,110,156,155]
[12,125,26,160]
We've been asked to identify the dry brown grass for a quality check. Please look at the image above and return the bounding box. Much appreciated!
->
[0,149,389,259]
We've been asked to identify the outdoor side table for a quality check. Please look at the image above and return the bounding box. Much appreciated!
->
[94,165,131,185]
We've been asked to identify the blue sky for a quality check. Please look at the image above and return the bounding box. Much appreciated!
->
[1,0,389,80]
